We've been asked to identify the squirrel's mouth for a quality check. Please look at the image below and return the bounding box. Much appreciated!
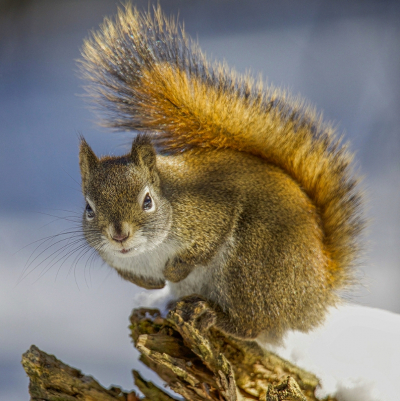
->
[120,248,132,254]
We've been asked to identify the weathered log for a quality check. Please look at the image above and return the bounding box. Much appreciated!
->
[21,344,139,401]
[129,306,337,401]
[22,305,338,401]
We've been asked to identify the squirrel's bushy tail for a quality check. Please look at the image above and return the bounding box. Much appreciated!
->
[80,5,364,288]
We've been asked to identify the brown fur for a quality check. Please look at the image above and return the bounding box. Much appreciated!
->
[78,5,364,341]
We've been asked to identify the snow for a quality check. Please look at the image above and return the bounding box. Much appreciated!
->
[261,304,400,401]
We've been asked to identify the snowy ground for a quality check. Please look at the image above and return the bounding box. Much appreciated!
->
[263,305,400,401]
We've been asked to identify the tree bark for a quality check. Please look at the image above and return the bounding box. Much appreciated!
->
[22,306,338,401]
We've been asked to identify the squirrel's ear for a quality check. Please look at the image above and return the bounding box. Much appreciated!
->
[130,134,156,170]
[79,138,98,190]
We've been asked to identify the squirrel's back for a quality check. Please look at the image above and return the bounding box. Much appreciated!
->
[80,6,364,302]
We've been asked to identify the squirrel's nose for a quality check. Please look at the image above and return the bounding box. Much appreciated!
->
[112,233,129,243]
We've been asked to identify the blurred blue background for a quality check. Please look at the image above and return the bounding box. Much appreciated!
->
[0,0,399,399]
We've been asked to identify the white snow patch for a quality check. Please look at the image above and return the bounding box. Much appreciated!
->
[260,304,400,401]
[133,283,174,317]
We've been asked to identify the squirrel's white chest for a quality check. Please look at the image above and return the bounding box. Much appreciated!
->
[103,238,228,302]
[168,266,215,299]
[169,242,229,301]
[104,241,177,281]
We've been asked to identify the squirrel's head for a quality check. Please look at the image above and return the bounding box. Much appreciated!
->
[79,134,172,259]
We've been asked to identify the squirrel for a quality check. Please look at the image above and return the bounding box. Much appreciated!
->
[78,5,364,342]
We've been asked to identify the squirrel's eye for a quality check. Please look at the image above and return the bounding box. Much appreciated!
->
[86,203,95,219]
[142,193,153,211]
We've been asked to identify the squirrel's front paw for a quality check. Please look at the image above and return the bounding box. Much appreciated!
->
[117,270,165,290]
[169,295,217,333]
[163,258,194,282]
